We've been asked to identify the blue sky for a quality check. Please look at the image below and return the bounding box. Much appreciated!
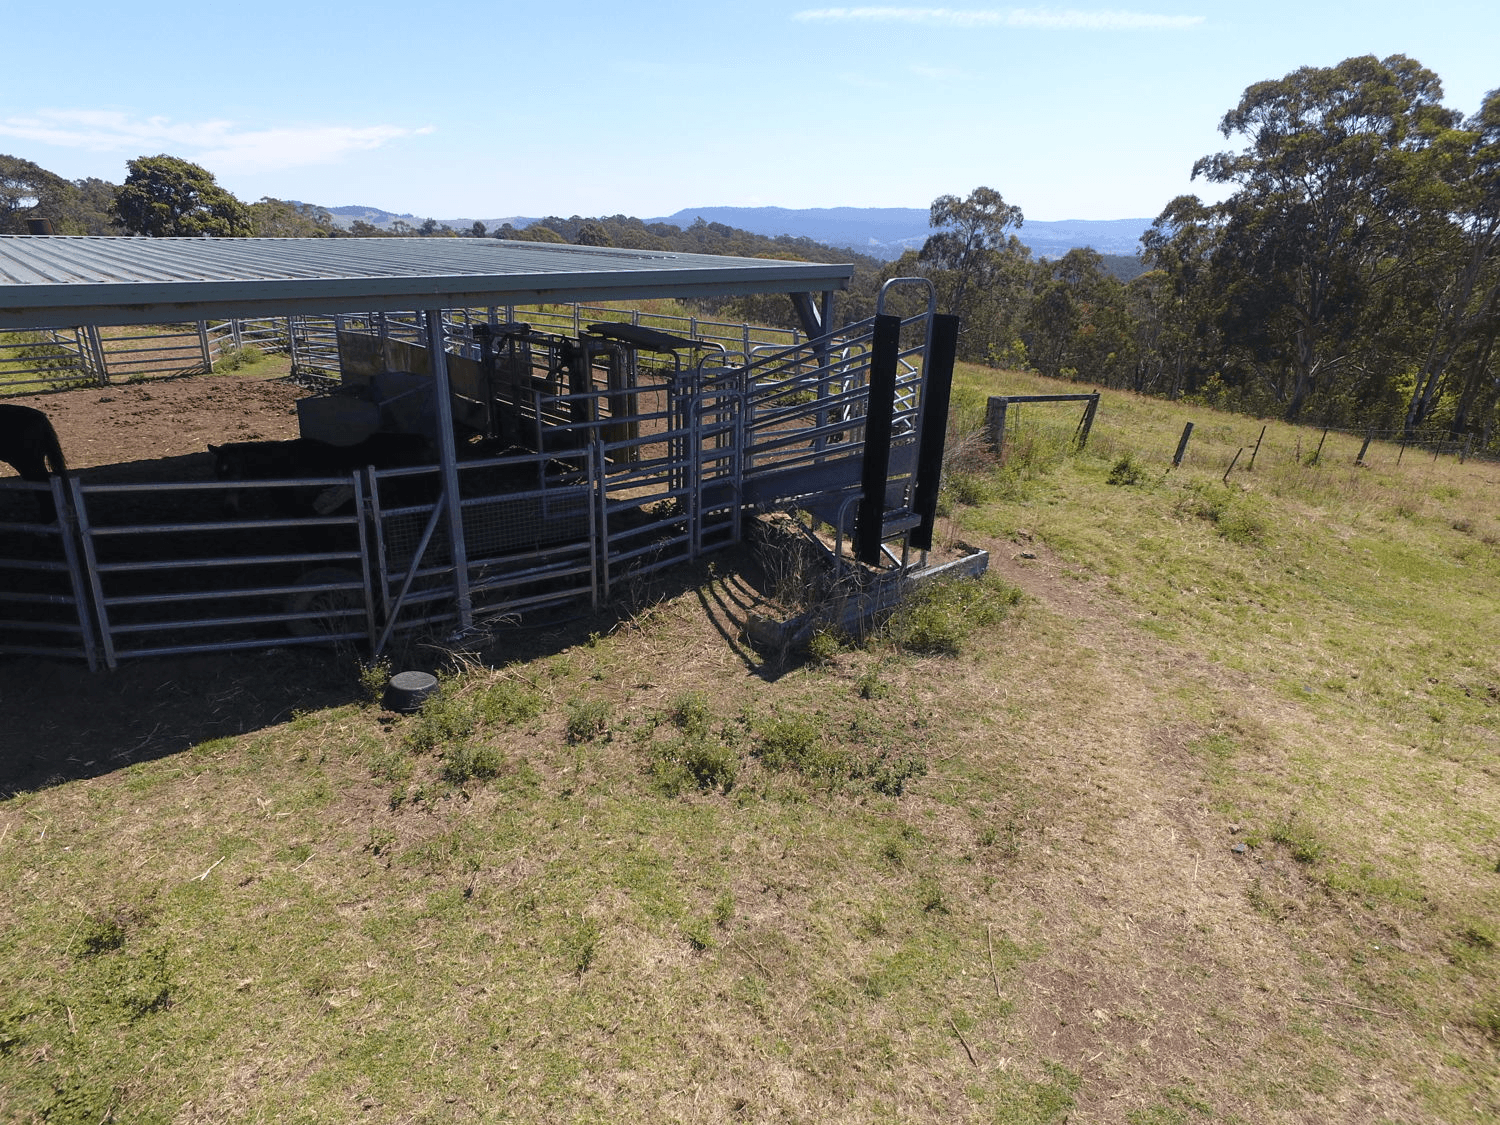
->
[3,2,1496,224]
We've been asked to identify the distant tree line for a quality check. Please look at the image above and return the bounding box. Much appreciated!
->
[893,56,1499,443]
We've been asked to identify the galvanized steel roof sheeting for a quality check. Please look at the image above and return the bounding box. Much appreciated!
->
[0,236,852,329]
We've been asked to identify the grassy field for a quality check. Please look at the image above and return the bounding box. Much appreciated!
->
[2,363,1497,1123]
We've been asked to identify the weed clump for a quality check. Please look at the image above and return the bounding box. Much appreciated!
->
[756,714,835,776]
[213,345,265,373]
[358,657,392,707]
[1107,452,1147,486]
[943,471,997,509]
[565,698,611,743]
[882,573,1022,656]
[564,918,601,976]
[1269,814,1325,865]
[479,679,544,726]
[77,912,128,957]
[442,742,506,784]
[668,691,712,738]
[0,1002,32,1057]
[1475,1002,1500,1043]
[402,687,476,754]
[651,736,739,795]
[1177,481,1269,545]
[857,665,891,700]
[753,712,926,795]
[804,627,844,665]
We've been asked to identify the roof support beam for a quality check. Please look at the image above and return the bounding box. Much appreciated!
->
[424,309,472,635]
[788,290,835,340]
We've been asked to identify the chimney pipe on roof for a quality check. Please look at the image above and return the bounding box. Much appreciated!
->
[26,218,55,235]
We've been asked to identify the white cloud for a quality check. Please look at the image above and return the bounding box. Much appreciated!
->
[793,7,1204,30]
[0,111,433,171]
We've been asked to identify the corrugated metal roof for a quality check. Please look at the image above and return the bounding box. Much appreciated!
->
[0,236,853,330]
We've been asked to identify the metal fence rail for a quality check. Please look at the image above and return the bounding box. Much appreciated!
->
[2,306,945,665]
[0,329,96,394]
[3,305,804,395]
[0,478,98,668]
[71,474,374,666]
[91,325,214,381]
[738,316,925,482]
[369,450,600,644]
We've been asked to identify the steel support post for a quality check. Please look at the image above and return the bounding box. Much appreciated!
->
[425,309,473,632]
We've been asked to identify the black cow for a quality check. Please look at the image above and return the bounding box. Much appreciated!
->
[0,404,67,523]
[209,432,433,514]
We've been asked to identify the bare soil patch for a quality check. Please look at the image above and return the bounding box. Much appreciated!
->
[0,374,307,480]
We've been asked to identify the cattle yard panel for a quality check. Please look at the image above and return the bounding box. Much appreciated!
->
[483,305,803,359]
[1,310,946,666]
[2,308,805,394]
[368,450,601,647]
[70,475,375,667]
[89,325,215,382]
[0,328,97,394]
[0,478,98,669]
[737,316,926,506]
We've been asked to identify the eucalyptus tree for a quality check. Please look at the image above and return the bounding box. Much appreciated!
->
[915,187,1031,362]
[1401,89,1500,435]
[1138,195,1228,400]
[1193,55,1459,421]
[919,187,1025,317]
[247,197,336,237]
[1024,248,1136,384]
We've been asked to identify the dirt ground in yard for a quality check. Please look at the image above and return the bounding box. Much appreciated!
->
[0,374,308,480]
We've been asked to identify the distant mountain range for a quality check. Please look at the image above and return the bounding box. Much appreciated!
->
[321,204,1151,261]
[650,207,1152,260]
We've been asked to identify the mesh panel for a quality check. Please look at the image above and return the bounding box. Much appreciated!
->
[380,487,592,570]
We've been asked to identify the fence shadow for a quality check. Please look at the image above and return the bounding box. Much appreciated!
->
[0,646,359,797]
[0,544,801,798]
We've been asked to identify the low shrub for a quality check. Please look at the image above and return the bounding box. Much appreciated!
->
[668,691,712,739]
[442,742,505,784]
[1107,452,1147,486]
[882,573,1022,656]
[479,680,544,726]
[1176,481,1268,546]
[652,736,739,795]
[213,345,266,372]
[402,689,476,754]
[565,698,611,743]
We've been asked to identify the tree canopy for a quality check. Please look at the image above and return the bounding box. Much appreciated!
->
[908,58,1500,448]
[246,198,336,237]
[112,155,252,237]
[1,155,78,234]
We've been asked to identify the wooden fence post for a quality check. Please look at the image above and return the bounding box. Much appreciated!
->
[1247,425,1266,470]
[1075,393,1099,450]
[1172,422,1194,467]
[985,396,1009,459]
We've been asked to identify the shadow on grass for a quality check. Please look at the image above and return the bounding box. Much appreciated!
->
[1,544,803,797]
[0,645,358,798]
